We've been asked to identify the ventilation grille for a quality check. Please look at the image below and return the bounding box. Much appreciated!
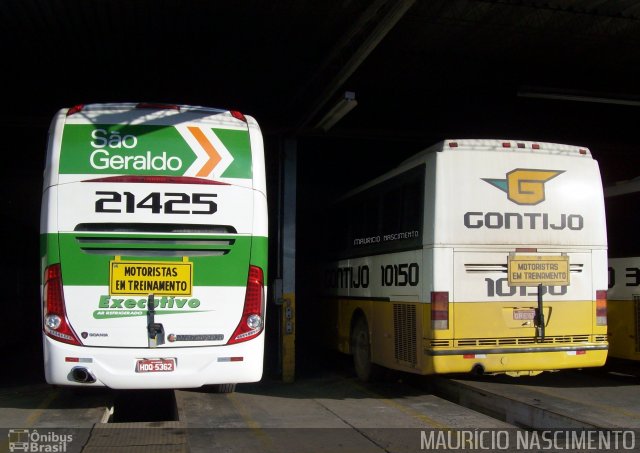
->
[75,236,235,256]
[455,335,597,347]
[427,336,606,349]
[635,295,640,353]
[74,224,237,257]
[393,304,417,365]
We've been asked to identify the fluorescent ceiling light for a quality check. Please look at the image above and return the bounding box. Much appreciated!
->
[314,91,358,131]
[518,87,640,107]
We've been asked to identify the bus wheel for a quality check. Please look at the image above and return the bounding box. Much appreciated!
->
[351,317,381,382]
[213,384,236,393]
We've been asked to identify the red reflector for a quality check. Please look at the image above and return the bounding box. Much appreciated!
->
[65,357,80,362]
[230,110,247,122]
[449,142,458,148]
[576,350,586,355]
[517,143,525,148]
[136,103,180,111]
[230,357,244,362]
[502,142,511,148]
[532,144,540,149]
[579,149,587,155]
[82,175,228,185]
[463,354,474,359]
[66,104,84,116]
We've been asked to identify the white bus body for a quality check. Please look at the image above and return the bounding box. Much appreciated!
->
[605,178,640,361]
[325,139,608,377]
[41,103,268,389]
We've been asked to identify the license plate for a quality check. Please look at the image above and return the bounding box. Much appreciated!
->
[136,358,176,373]
[513,309,536,321]
[110,260,192,296]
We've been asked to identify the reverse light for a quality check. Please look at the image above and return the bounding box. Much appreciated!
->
[227,266,265,344]
[431,291,449,330]
[43,264,82,346]
[596,290,607,326]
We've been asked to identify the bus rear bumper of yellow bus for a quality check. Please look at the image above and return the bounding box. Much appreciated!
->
[424,344,608,375]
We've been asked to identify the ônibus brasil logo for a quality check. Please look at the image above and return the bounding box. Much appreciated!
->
[482,169,564,206]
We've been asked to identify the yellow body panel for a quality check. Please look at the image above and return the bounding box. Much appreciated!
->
[608,298,640,361]
[331,298,607,375]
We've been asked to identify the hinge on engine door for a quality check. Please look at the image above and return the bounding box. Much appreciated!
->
[147,294,165,347]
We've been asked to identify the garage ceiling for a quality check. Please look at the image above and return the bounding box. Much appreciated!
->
[3,0,640,183]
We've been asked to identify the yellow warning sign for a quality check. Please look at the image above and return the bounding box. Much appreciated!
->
[507,255,569,287]
[109,260,192,295]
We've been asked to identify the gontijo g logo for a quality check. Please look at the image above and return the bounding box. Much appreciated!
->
[482,169,564,205]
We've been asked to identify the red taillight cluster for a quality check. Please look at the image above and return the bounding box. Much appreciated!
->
[43,264,82,346]
[596,290,607,326]
[431,291,449,330]
[227,266,265,345]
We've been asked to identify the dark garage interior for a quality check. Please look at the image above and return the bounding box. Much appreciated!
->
[2,0,639,385]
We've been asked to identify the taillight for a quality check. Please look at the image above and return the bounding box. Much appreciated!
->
[43,264,82,346]
[230,110,247,122]
[227,266,265,344]
[66,104,84,116]
[431,291,449,330]
[596,290,607,326]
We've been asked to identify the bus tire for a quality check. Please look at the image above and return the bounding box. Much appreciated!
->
[213,383,236,393]
[351,316,382,382]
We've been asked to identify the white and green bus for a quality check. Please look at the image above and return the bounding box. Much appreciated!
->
[41,103,268,390]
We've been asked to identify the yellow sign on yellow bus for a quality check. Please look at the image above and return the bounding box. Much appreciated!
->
[507,255,570,287]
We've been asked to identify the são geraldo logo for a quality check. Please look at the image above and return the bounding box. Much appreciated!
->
[482,169,564,205]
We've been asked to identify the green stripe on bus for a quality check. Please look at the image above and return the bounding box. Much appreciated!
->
[53,233,267,286]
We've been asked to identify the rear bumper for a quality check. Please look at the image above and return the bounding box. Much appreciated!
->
[43,335,264,389]
[423,344,607,375]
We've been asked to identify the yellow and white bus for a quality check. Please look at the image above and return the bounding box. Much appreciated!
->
[605,177,640,361]
[323,139,608,380]
[41,103,268,390]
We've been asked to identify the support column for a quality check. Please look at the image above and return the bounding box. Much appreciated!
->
[279,138,296,382]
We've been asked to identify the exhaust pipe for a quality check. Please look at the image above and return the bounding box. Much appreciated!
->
[70,367,96,384]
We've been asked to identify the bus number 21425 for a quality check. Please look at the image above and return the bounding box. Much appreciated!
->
[95,191,218,215]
